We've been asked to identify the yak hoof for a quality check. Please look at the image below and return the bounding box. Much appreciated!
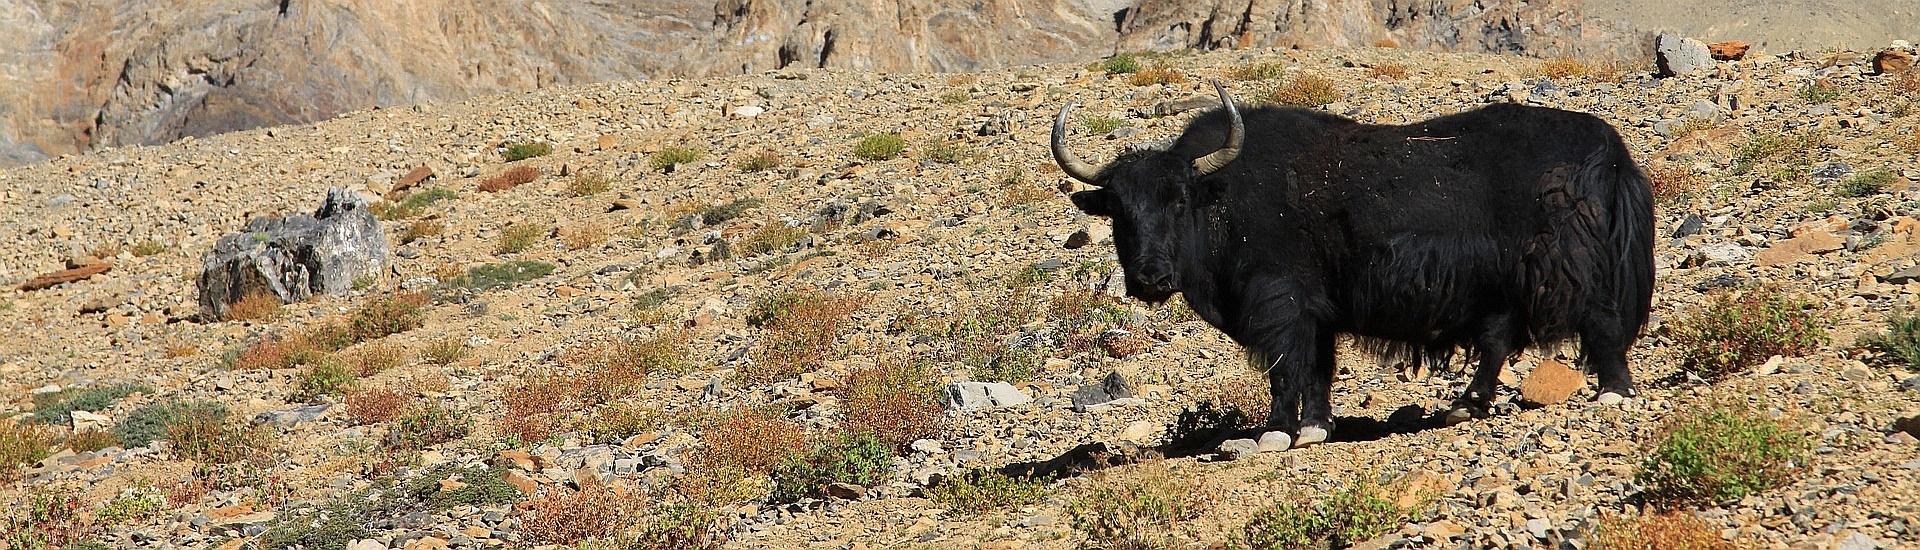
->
[1257,431,1293,453]
[1295,425,1330,447]
[1443,407,1476,427]
[1596,391,1627,406]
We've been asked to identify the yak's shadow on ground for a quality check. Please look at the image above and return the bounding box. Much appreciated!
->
[990,402,1449,483]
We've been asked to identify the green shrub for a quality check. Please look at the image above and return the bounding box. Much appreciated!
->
[697,198,763,225]
[1863,311,1920,367]
[1637,403,1810,506]
[568,170,613,197]
[853,133,906,161]
[294,360,357,402]
[113,400,227,449]
[939,89,970,105]
[924,140,967,164]
[373,187,457,220]
[1797,81,1841,104]
[31,383,151,424]
[426,465,523,508]
[770,432,894,502]
[1670,286,1827,380]
[1239,475,1423,550]
[382,404,471,451]
[1083,115,1123,135]
[349,292,427,342]
[929,471,1050,515]
[496,223,545,254]
[650,146,705,172]
[737,151,781,173]
[630,502,727,549]
[162,405,271,464]
[97,485,166,522]
[1098,53,1141,75]
[1839,168,1895,198]
[1069,462,1203,549]
[258,498,367,550]
[2,489,97,549]
[449,260,556,291]
[737,223,808,256]
[1731,131,1823,175]
[130,240,167,257]
[971,345,1046,383]
[502,141,553,162]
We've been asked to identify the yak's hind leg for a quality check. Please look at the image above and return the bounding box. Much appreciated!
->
[1445,313,1519,426]
[1583,313,1637,401]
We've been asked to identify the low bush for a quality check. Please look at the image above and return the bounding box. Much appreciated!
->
[1127,67,1186,86]
[63,430,120,453]
[399,219,444,244]
[349,292,428,342]
[449,260,556,291]
[496,222,545,254]
[225,291,284,322]
[113,400,227,449]
[382,404,471,451]
[1839,168,1895,198]
[928,470,1050,515]
[1262,74,1342,106]
[420,337,468,366]
[1083,115,1123,135]
[1637,403,1810,506]
[344,388,414,425]
[478,166,540,192]
[697,407,810,475]
[502,141,553,162]
[348,342,407,376]
[516,480,638,546]
[568,170,612,197]
[1070,461,1205,549]
[650,146,706,172]
[1,419,54,479]
[737,223,808,256]
[293,359,358,401]
[852,133,906,161]
[1589,511,1736,550]
[2,488,97,549]
[842,362,946,449]
[30,383,150,425]
[769,432,894,502]
[744,292,865,383]
[1098,53,1141,75]
[1239,474,1429,549]
[737,150,781,173]
[1670,285,1826,380]
[1227,61,1287,81]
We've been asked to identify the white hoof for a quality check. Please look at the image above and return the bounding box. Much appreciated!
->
[1257,431,1293,453]
[1295,426,1330,447]
[1443,407,1475,427]
[1596,392,1626,406]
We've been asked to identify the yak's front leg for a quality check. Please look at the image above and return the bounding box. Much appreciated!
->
[1249,319,1329,450]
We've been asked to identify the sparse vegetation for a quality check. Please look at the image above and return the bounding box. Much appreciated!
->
[697,198,763,225]
[737,222,808,256]
[573,331,695,402]
[375,187,458,220]
[1590,511,1737,550]
[382,403,471,451]
[2,488,97,549]
[2,418,54,479]
[939,89,970,104]
[744,291,865,383]
[1098,53,1141,75]
[1239,474,1431,549]
[924,139,967,164]
[130,240,167,256]
[478,165,541,192]
[650,146,706,172]
[1370,63,1409,79]
[928,470,1050,516]
[97,484,167,522]
[349,292,428,342]
[63,430,119,453]
[1649,163,1707,205]
[293,359,357,401]
[737,150,782,173]
[496,222,545,254]
[1798,80,1841,104]
[1637,402,1810,506]
[1070,461,1206,549]
[853,133,907,161]
[113,399,228,449]
[420,337,467,366]
[517,480,638,546]
[30,383,150,425]
[1670,285,1827,380]
[1084,115,1124,135]
[348,342,406,376]
[580,403,662,444]
[225,291,284,322]
[565,222,610,251]
[1536,57,1627,81]
[568,169,613,197]
[344,388,413,425]
[770,432,894,502]
[1127,66,1186,86]
[1839,168,1895,197]
[1262,74,1343,106]
[697,407,809,475]
[502,141,553,162]
[399,219,444,244]
[1732,130,1824,175]
[449,260,556,291]
[164,406,272,464]
[1228,61,1288,81]
[842,361,946,449]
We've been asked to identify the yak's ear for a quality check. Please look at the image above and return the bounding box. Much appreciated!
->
[1070,190,1116,217]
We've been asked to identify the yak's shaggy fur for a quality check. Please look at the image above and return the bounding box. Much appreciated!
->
[1062,98,1653,440]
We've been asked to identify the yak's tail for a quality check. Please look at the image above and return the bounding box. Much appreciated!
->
[1583,144,1655,340]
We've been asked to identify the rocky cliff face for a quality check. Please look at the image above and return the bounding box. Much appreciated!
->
[0,0,1638,166]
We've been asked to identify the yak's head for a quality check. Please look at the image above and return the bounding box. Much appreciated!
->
[1052,81,1243,304]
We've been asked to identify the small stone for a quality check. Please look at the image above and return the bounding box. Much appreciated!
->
[501,469,538,494]
[909,439,943,454]
[1526,517,1551,540]
[1901,375,1920,392]
[1596,392,1625,406]
[729,104,766,118]
[437,479,468,492]
[69,410,111,432]
[252,404,330,427]
[346,540,389,550]
[1519,360,1584,406]
[1120,421,1156,443]
[1834,532,1882,550]
[1217,438,1259,460]
[1875,49,1916,75]
[1257,431,1292,453]
[1422,519,1466,541]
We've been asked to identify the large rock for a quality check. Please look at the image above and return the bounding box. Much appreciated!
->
[1655,33,1714,76]
[197,188,389,320]
[1875,49,1916,75]
[943,381,1032,410]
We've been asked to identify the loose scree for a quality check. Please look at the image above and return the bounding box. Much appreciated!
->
[1052,82,1655,448]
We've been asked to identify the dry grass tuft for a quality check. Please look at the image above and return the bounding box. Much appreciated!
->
[573,331,695,403]
[1648,163,1707,205]
[842,361,946,450]
[564,222,610,251]
[2,418,55,481]
[478,165,540,193]
[225,291,284,322]
[348,342,408,376]
[1536,57,1630,82]
[501,376,579,443]
[568,170,613,197]
[344,388,414,425]
[1370,63,1409,79]
[349,292,428,342]
[496,223,546,254]
[1590,511,1737,550]
[230,333,326,371]
[743,292,866,383]
[1263,74,1343,106]
[420,337,468,366]
[400,219,444,244]
[1127,67,1187,86]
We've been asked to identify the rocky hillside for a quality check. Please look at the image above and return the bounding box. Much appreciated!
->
[0,0,1665,168]
[2,41,1920,549]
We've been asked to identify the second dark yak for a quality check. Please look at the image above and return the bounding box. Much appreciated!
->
[1053,82,1654,448]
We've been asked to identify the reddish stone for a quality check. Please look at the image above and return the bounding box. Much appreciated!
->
[1519,360,1585,406]
[1708,40,1750,60]
[19,261,110,291]
[391,165,434,194]
[1875,49,1916,75]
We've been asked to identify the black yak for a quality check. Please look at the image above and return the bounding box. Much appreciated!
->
[1053,82,1653,448]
